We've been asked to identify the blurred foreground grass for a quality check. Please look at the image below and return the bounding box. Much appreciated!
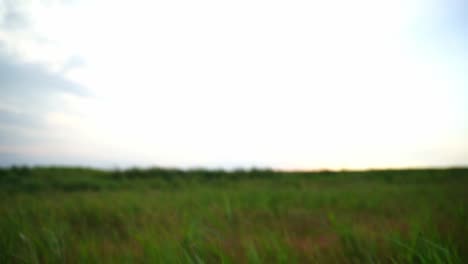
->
[0,167,467,263]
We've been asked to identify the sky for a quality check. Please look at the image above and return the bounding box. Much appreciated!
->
[0,0,467,170]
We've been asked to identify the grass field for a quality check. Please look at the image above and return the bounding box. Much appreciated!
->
[0,167,467,263]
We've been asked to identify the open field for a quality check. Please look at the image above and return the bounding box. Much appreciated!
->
[0,167,467,263]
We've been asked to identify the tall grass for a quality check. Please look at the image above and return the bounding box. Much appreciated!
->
[0,167,467,263]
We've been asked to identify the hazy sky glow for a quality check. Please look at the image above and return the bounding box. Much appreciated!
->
[0,0,467,169]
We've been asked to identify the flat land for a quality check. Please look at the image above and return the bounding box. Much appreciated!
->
[0,167,467,263]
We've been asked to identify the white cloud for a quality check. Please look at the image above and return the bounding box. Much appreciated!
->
[1,0,467,168]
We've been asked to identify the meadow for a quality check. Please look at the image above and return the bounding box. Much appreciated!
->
[0,167,467,263]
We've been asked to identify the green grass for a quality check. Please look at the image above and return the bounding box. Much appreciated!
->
[0,167,467,263]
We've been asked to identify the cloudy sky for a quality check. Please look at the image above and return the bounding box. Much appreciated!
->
[0,0,467,169]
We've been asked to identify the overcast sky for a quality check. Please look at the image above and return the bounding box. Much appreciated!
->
[0,0,467,169]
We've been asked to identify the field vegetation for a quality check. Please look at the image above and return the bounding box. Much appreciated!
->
[0,167,467,263]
